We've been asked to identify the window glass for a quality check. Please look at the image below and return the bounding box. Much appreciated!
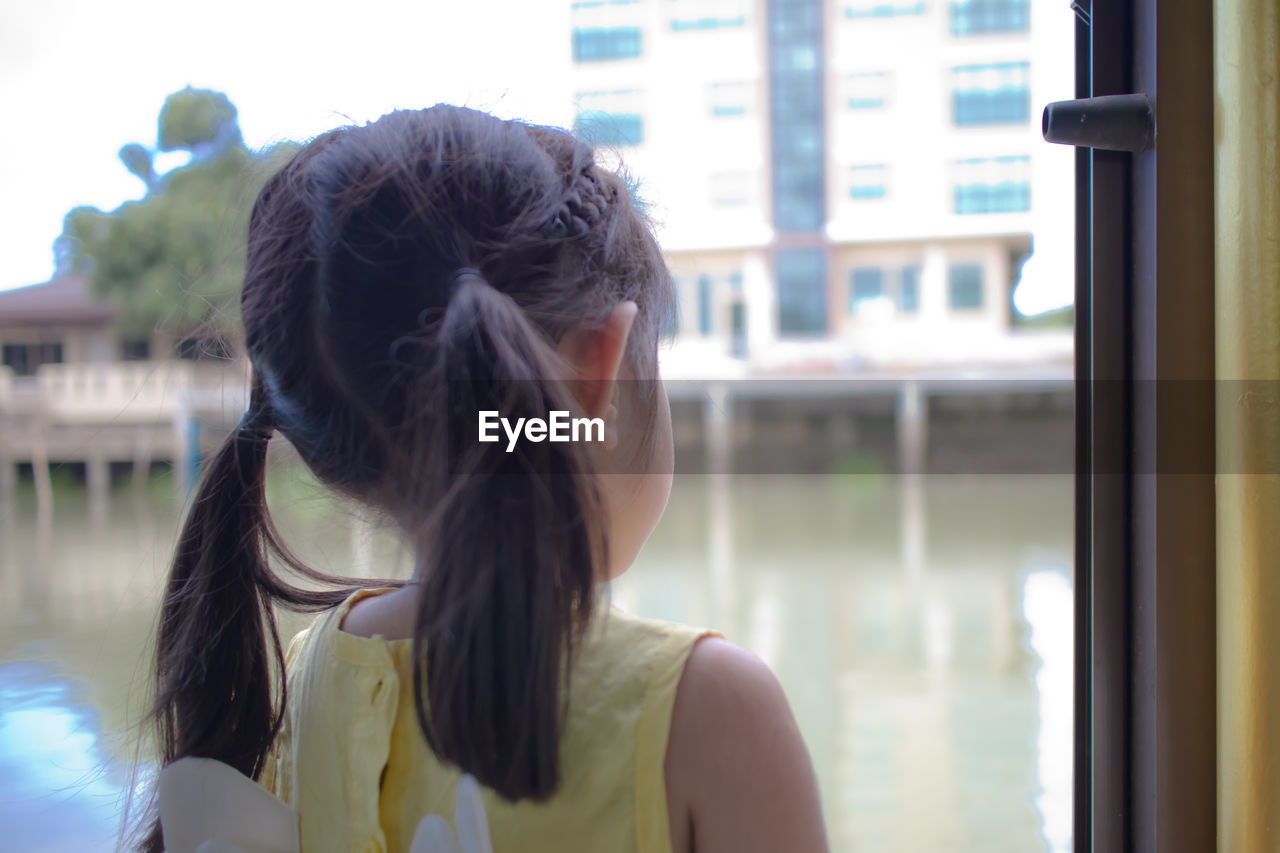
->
[950,0,1029,35]
[954,155,1031,214]
[708,81,754,116]
[572,26,644,62]
[850,267,885,312]
[776,248,828,335]
[844,0,926,18]
[697,274,714,335]
[899,265,922,312]
[844,72,892,109]
[848,164,888,200]
[952,62,1031,126]
[948,263,985,308]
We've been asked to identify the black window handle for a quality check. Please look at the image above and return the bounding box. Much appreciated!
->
[1042,93,1155,152]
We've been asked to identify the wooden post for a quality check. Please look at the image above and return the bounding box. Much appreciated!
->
[26,420,52,519]
[896,380,926,476]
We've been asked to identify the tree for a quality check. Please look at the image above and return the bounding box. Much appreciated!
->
[58,88,298,349]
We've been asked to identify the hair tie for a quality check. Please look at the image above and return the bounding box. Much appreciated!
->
[449,267,485,298]
[237,408,275,442]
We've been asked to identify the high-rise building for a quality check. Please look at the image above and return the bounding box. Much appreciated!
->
[568,0,1074,377]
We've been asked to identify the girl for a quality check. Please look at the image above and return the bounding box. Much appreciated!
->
[140,105,828,853]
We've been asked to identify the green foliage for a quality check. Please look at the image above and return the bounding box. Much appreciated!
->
[118,142,156,191]
[158,86,242,155]
[58,89,300,342]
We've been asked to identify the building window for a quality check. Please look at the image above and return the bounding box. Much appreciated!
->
[697,274,714,335]
[776,248,828,335]
[121,339,150,360]
[953,155,1031,214]
[952,62,1030,125]
[849,267,885,313]
[573,26,643,62]
[708,81,754,117]
[574,111,644,147]
[711,171,755,207]
[730,301,748,358]
[845,72,891,109]
[899,265,921,312]
[848,164,888,200]
[729,270,744,293]
[950,0,1029,35]
[769,0,826,232]
[672,14,746,30]
[663,276,682,338]
[948,264,985,309]
[844,0,926,17]
[572,0,638,8]
[2,342,63,377]
[672,0,749,30]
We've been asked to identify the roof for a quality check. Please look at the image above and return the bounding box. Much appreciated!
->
[0,275,117,328]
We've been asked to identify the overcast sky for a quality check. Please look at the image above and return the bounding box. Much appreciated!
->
[0,0,573,291]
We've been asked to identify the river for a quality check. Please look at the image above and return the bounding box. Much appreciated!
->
[0,470,1072,852]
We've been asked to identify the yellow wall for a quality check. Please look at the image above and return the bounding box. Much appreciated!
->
[1215,0,1280,849]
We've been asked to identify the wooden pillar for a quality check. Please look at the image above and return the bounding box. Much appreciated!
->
[1215,0,1280,848]
[896,380,926,476]
[0,445,13,506]
[26,420,52,519]
[86,450,109,504]
[704,381,731,476]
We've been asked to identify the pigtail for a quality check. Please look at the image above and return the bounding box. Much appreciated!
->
[410,273,606,801]
[137,377,368,852]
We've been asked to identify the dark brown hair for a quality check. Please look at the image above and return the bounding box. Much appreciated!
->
[137,105,671,851]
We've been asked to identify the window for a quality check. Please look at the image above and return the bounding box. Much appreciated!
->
[711,171,755,207]
[952,62,1030,125]
[572,0,637,8]
[698,274,714,335]
[953,155,1031,214]
[121,339,150,360]
[848,164,888,200]
[950,0,1029,35]
[844,0,926,18]
[769,0,825,232]
[899,265,921,312]
[2,342,63,377]
[708,81,754,117]
[663,276,682,338]
[574,111,644,146]
[729,270,744,293]
[575,89,645,147]
[572,27,643,62]
[673,15,746,30]
[672,0,749,30]
[776,248,827,335]
[845,72,891,109]
[3,344,27,376]
[948,263,985,309]
[849,267,884,313]
[729,301,748,358]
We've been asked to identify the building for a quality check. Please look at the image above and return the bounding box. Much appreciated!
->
[0,275,123,376]
[568,0,1074,378]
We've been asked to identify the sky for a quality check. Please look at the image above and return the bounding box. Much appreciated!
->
[0,1,1072,312]
[0,0,572,291]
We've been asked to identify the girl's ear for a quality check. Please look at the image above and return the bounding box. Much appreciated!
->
[558,300,637,419]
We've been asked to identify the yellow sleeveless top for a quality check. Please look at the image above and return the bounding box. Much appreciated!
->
[260,588,719,853]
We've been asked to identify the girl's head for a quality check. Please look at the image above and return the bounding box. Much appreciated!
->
[242,104,673,569]
[141,105,674,850]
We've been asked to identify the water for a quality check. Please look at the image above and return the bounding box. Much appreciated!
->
[0,471,1072,852]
